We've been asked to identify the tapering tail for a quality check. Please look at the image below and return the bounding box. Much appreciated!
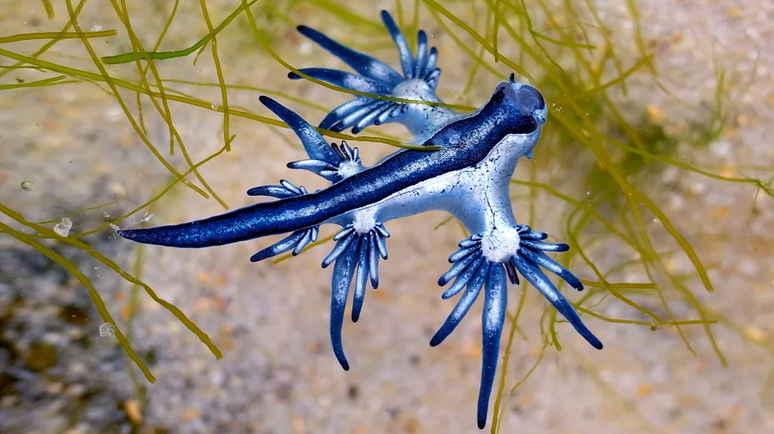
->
[118,194,330,249]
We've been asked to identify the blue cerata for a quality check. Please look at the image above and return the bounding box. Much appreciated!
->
[119,11,602,429]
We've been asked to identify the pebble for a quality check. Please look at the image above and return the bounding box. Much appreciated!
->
[123,399,143,425]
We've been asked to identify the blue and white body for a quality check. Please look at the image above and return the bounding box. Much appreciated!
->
[118,11,601,429]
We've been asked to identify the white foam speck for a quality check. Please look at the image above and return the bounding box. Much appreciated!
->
[99,322,115,337]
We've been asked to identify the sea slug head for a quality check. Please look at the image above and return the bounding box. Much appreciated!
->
[478,74,548,161]
[505,73,547,125]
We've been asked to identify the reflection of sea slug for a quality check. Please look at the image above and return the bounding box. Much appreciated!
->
[118,11,602,429]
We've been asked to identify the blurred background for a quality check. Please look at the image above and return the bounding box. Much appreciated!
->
[1,0,773,433]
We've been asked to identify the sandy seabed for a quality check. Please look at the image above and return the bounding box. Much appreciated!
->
[1,1,773,433]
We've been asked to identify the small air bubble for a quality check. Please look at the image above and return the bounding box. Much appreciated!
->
[210,103,219,110]
[139,213,153,223]
[20,180,35,191]
[585,191,590,196]
[109,224,120,231]
[653,218,660,224]
[54,217,73,237]
[99,322,115,337]
[91,24,103,32]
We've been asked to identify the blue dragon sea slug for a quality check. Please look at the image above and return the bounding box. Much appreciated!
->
[118,11,602,429]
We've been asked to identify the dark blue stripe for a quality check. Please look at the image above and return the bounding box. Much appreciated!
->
[119,86,536,248]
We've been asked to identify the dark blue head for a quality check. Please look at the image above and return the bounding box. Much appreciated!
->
[506,73,547,125]
[469,74,548,160]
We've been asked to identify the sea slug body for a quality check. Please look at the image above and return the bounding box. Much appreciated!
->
[117,11,601,429]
